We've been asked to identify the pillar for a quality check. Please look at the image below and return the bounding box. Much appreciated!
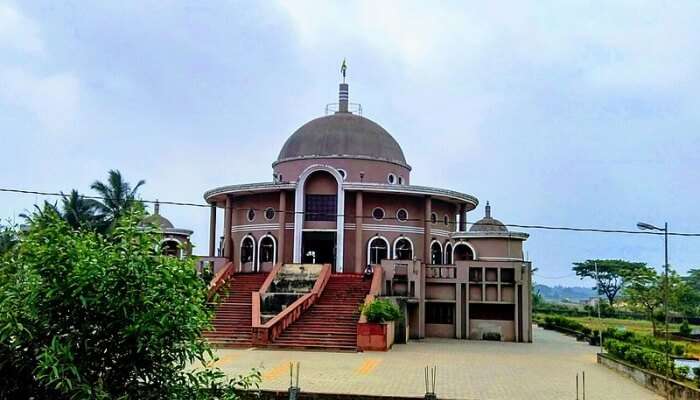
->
[223,195,233,261]
[459,203,467,232]
[455,283,462,339]
[355,191,364,273]
[208,204,216,257]
[278,191,286,264]
[423,196,432,263]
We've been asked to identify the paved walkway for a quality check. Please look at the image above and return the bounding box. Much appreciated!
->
[213,327,661,399]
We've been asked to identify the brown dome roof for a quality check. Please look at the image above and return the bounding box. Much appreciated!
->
[276,113,408,167]
[470,202,509,232]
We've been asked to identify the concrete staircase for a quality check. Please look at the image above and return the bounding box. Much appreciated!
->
[269,274,371,351]
[204,273,267,347]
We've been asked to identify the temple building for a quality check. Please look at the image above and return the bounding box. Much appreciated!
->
[141,201,193,258]
[203,79,532,347]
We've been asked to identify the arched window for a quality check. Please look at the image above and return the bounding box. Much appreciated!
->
[367,236,389,265]
[258,235,276,265]
[161,239,181,258]
[240,236,255,263]
[430,240,443,265]
[444,242,453,265]
[454,242,475,261]
[394,237,413,260]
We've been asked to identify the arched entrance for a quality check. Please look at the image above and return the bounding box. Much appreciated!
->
[258,234,276,272]
[453,242,475,261]
[430,240,443,265]
[367,236,389,265]
[240,235,256,272]
[444,242,453,265]
[394,237,413,260]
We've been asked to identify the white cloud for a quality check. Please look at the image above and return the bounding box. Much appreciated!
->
[0,2,44,55]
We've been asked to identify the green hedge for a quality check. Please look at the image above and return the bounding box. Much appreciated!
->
[604,339,688,379]
[604,328,686,357]
[541,315,592,336]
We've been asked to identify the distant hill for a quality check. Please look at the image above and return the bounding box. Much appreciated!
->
[534,284,596,302]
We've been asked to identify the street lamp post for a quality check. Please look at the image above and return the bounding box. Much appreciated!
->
[637,221,669,399]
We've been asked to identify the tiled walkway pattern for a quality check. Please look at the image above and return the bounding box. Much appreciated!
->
[213,327,662,400]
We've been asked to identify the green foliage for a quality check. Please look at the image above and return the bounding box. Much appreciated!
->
[360,299,402,323]
[572,259,648,306]
[91,169,146,229]
[0,221,18,256]
[604,327,686,356]
[0,207,259,399]
[541,315,591,336]
[604,338,688,379]
[680,320,692,337]
[59,189,106,232]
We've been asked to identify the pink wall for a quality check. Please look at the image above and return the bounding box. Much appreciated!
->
[274,157,410,185]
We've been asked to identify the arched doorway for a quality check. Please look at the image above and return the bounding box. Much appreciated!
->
[394,237,413,260]
[430,240,443,265]
[444,242,453,265]
[367,236,389,265]
[258,234,276,272]
[454,242,475,261]
[240,235,256,272]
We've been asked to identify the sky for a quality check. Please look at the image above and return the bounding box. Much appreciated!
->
[1,1,699,286]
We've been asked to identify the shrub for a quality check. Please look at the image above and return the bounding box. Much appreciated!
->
[604,328,687,357]
[360,299,402,323]
[604,338,676,378]
[483,332,501,341]
[680,320,692,337]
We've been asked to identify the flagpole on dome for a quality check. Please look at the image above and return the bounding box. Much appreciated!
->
[339,59,349,112]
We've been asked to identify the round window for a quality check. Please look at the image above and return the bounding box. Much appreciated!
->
[264,207,276,220]
[444,215,449,226]
[337,169,347,180]
[387,173,396,184]
[398,176,404,185]
[247,208,256,222]
[372,207,385,221]
[430,212,437,224]
[396,208,408,222]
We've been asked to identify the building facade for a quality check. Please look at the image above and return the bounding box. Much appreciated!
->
[204,82,532,342]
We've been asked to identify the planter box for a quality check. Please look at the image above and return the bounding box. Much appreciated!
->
[357,321,395,351]
[598,353,700,400]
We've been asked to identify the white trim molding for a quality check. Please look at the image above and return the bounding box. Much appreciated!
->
[239,234,256,272]
[452,240,477,261]
[257,234,277,271]
[293,165,345,272]
[367,235,391,265]
[392,236,414,260]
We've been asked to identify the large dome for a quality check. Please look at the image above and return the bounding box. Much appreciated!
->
[276,113,408,167]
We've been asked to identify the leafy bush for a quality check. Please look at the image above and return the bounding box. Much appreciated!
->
[541,315,588,334]
[483,332,501,341]
[360,299,402,323]
[0,209,260,399]
[680,320,692,337]
[604,328,687,357]
[604,338,691,380]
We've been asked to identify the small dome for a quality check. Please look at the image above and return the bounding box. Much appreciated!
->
[276,112,408,167]
[470,202,508,232]
[140,201,174,230]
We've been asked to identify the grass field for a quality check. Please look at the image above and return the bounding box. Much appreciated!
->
[536,314,700,357]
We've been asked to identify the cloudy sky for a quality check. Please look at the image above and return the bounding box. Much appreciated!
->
[2,1,699,286]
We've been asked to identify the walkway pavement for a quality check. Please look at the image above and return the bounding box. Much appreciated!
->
[213,326,661,399]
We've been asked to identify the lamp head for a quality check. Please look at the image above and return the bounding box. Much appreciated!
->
[637,222,660,231]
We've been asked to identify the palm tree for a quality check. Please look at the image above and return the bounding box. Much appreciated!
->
[60,190,104,231]
[91,170,146,225]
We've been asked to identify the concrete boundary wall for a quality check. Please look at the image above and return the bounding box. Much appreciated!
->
[598,353,700,400]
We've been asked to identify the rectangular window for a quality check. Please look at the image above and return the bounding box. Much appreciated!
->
[426,303,454,324]
[305,194,337,221]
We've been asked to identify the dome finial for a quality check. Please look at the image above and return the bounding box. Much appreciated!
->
[338,59,349,113]
[485,201,491,218]
[154,199,160,215]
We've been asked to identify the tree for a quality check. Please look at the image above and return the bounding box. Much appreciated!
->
[572,259,647,306]
[0,221,18,256]
[0,206,259,399]
[624,267,686,336]
[59,189,105,232]
[91,169,145,226]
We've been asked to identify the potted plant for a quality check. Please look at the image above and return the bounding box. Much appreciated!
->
[357,299,402,351]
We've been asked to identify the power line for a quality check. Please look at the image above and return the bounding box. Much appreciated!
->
[3,186,700,237]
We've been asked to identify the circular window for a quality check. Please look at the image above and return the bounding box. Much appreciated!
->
[398,176,404,185]
[337,169,347,180]
[396,208,408,222]
[264,207,276,220]
[444,215,449,226]
[372,207,385,221]
[247,208,256,222]
[387,173,396,184]
[430,212,437,224]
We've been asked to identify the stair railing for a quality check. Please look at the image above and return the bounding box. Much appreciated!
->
[207,261,235,300]
[251,263,331,345]
[358,265,384,324]
[251,263,284,332]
